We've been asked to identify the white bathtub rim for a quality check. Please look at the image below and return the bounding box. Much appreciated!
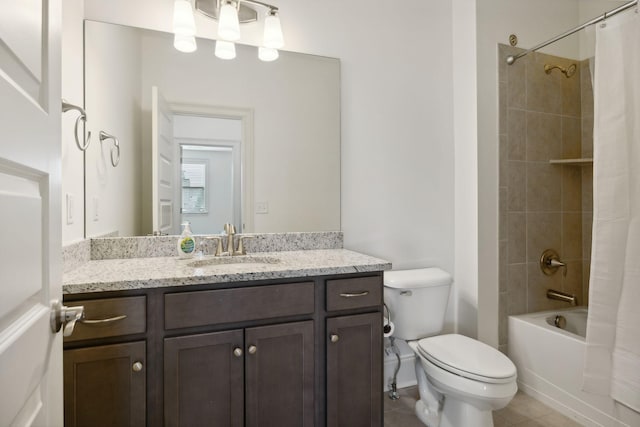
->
[509,306,588,342]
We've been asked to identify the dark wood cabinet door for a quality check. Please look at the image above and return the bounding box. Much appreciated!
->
[245,321,315,427]
[64,341,146,427]
[164,329,244,427]
[326,312,382,427]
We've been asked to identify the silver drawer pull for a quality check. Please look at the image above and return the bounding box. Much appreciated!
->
[79,314,127,324]
[339,291,369,298]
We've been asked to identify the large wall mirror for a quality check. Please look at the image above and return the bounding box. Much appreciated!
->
[84,20,341,237]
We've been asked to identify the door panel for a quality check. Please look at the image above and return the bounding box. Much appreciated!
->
[245,321,315,427]
[327,313,382,427]
[164,330,244,427]
[152,86,177,235]
[0,0,62,425]
[64,341,146,427]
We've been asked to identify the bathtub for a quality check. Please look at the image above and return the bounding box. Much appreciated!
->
[509,308,640,427]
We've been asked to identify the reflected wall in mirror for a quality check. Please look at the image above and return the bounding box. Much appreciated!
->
[84,20,341,237]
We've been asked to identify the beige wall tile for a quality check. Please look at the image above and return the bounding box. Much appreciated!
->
[561,260,583,306]
[507,263,527,315]
[508,161,526,211]
[508,55,526,109]
[581,115,594,158]
[500,81,507,135]
[561,116,582,159]
[561,166,582,212]
[500,239,507,292]
[527,53,561,114]
[500,187,507,240]
[561,63,581,117]
[526,162,562,211]
[562,213,583,260]
[508,109,526,160]
[527,262,564,312]
[582,166,593,212]
[526,212,561,263]
[500,134,507,185]
[526,112,561,161]
[508,213,526,263]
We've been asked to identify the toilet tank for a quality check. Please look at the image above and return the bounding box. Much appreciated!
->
[383,268,452,341]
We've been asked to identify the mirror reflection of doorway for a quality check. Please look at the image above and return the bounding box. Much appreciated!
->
[174,114,242,235]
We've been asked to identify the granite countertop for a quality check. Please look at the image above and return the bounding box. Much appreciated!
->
[63,249,392,294]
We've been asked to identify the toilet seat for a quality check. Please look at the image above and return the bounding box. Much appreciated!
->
[416,334,516,384]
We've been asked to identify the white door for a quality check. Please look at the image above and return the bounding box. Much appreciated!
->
[0,1,64,426]
[152,86,178,235]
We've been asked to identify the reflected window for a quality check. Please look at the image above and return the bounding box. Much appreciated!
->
[181,159,208,213]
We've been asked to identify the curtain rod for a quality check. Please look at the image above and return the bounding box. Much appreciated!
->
[506,0,638,65]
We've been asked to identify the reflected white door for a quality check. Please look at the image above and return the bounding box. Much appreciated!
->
[152,86,178,235]
[0,0,64,426]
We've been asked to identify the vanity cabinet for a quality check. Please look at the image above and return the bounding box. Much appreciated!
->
[325,276,383,427]
[164,321,314,427]
[63,272,383,427]
[63,296,147,427]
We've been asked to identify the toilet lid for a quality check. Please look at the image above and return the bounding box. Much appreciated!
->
[417,334,517,384]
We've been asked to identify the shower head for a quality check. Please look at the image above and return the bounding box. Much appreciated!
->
[544,63,577,78]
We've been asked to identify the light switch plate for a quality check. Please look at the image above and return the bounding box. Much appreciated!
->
[66,193,74,224]
[255,202,269,214]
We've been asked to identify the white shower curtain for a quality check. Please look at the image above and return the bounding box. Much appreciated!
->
[583,9,640,412]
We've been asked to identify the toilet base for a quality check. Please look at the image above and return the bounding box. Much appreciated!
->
[439,397,494,427]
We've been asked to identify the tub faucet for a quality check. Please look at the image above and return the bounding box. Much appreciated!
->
[547,289,577,306]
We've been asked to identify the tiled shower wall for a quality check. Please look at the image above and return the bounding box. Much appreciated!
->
[498,45,594,350]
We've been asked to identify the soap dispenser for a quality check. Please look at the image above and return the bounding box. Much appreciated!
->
[177,222,196,258]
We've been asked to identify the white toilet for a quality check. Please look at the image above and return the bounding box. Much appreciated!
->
[384,268,517,427]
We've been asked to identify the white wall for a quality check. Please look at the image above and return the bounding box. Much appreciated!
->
[84,22,143,237]
[61,0,85,244]
[79,0,458,328]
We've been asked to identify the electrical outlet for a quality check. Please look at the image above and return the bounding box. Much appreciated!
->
[255,202,269,214]
[66,193,74,224]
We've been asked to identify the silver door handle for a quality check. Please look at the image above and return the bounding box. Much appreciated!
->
[50,300,85,337]
[79,314,127,324]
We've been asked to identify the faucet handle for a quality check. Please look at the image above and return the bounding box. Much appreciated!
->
[235,235,254,256]
[224,223,236,235]
[204,236,224,256]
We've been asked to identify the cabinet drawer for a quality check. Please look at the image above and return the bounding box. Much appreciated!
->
[165,282,315,330]
[326,276,382,311]
[64,296,146,342]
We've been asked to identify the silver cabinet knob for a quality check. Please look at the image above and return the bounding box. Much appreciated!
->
[132,361,143,372]
[248,345,257,355]
[233,347,243,357]
[330,334,339,343]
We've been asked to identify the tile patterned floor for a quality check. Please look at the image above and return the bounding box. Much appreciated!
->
[384,386,584,427]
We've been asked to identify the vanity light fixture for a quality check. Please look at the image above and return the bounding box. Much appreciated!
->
[215,40,237,60]
[173,0,198,52]
[172,0,285,61]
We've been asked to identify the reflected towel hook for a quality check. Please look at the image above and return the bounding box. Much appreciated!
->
[61,99,91,151]
[99,131,120,167]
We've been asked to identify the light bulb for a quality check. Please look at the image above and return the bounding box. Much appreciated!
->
[263,11,284,49]
[174,34,197,53]
[215,40,236,60]
[258,47,279,62]
[173,0,196,36]
[218,1,240,41]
